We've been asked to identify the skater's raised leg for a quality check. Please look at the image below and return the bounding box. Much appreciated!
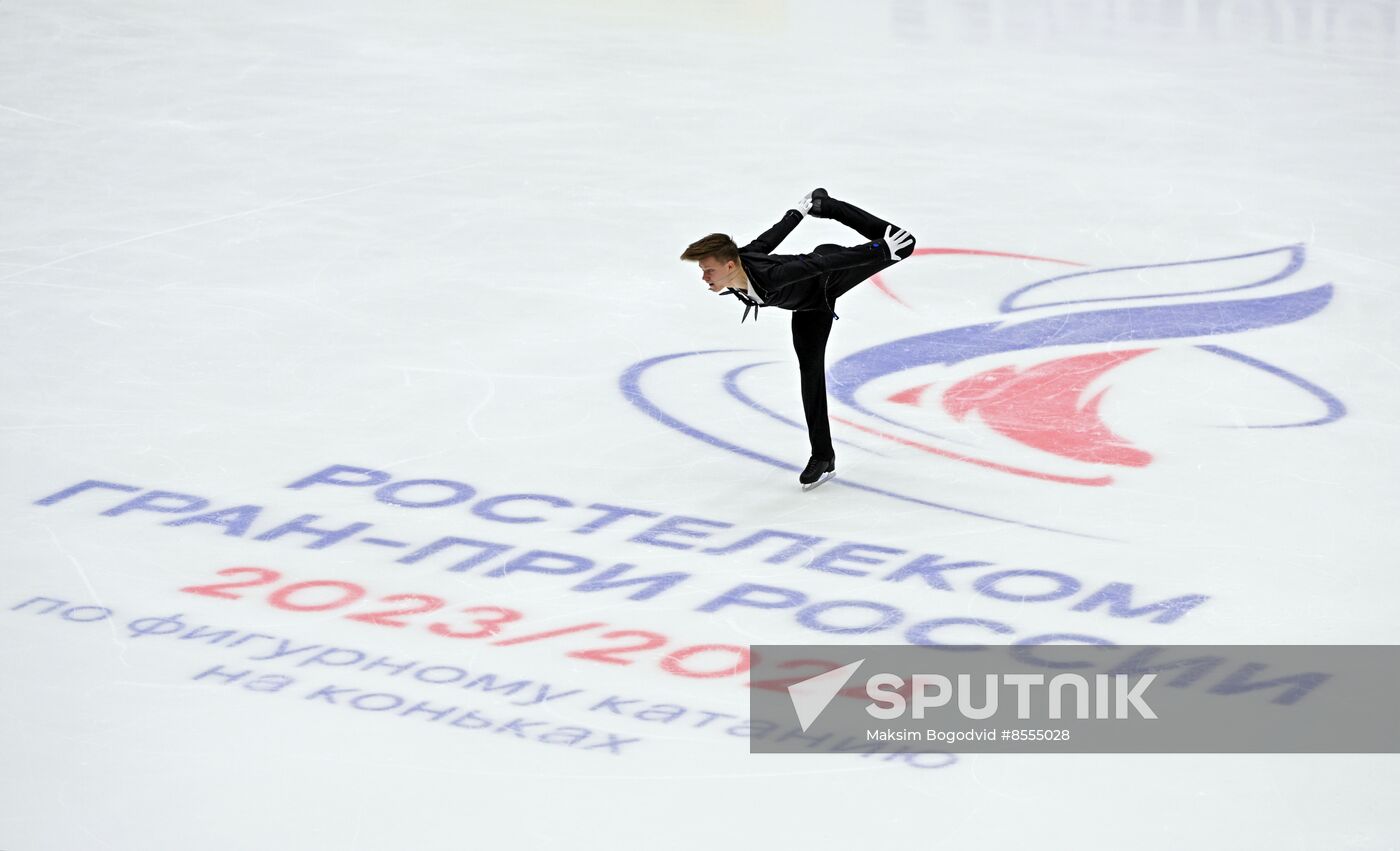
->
[810,188,915,252]
[811,190,918,301]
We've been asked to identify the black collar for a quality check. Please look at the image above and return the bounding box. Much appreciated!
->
[722,287,760,323]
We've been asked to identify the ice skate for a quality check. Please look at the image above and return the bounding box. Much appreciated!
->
[799,456,836,491]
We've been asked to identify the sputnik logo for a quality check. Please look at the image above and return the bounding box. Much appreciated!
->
[789,659,865,732]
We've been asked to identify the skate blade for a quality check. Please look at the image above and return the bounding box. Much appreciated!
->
[801,471,836,492]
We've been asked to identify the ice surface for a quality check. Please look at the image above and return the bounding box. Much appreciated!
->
[3,1,1399,848]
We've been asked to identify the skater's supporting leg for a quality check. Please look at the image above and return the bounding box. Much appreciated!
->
[791,308,836,460]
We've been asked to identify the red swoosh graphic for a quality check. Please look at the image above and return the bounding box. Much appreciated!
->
[940,350,1154,466]
[830,414,1114,486]
[870,247,1089,307]
[852,249,1145,484]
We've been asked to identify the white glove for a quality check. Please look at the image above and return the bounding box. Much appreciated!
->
[797,191,814,217]
[883,225,914,261]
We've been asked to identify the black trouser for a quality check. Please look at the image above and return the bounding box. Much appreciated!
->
[791,196,916,460]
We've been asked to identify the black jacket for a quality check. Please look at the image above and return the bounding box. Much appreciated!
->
[727,209,890,321]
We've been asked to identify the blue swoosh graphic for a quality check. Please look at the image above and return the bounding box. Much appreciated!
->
[1199,345,1347,428]
[828,284,1334,418]
[1000,244,1306,313]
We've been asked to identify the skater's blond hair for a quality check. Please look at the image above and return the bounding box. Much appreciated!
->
[680,234,739,263]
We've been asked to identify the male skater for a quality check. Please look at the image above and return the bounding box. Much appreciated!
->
[680,189,916,488]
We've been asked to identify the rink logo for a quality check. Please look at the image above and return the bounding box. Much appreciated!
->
[833,243,1344,487]
[622,243,1344,535]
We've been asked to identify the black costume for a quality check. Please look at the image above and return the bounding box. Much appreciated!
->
[724,194,916,465]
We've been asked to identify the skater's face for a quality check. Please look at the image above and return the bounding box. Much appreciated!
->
[697,257,739,293]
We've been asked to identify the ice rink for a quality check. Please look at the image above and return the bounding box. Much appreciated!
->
[4,0,1400,848]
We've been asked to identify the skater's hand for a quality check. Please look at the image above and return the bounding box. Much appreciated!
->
[796,191,815,217]
[883,225,914,261]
